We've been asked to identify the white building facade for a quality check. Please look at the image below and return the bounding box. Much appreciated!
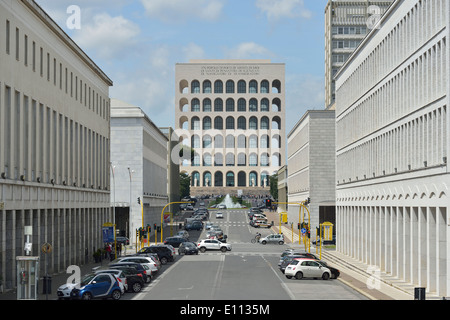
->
[287,110,336,235]
[175,60,285,197]
[335,0,449,297]
[0,0,113,290]
[110,99,169,244]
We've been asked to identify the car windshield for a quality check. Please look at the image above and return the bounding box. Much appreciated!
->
[80,274,96,286]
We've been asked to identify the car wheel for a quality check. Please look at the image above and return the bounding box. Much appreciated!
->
[220,247,227,252]
[285,275,292,279]
[160,257,168,264]
[131,282,142,293]
[81,292,92,300]
[261,241,267,245]
[278,241,284,245]
[200,247,206,253]
[111,289,121,300]
[322,272,330,280]
[295,272,303,280]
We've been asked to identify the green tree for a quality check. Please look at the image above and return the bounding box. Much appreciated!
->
[269,174,278,200]
[179,172,191,198]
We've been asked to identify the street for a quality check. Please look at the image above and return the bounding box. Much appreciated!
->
[125,209,368,300]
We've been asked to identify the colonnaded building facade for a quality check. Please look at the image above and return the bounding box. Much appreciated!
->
[0,0,113,289]
[175,60,285,197]
[335,0,449,297]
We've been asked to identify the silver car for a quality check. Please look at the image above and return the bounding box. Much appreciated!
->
[259,233,284,245]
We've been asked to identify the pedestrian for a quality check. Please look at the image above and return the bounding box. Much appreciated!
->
[106,243,112,259]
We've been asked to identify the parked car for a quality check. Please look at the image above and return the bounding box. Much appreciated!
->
[176,230,190,239]
[216,212,223,219]
[317,260,340,279]
[135,245,174,264]
[68,273,123,300]
[259,234,284,245]
[278,251,320,267]
[112,256,159,274]
[285,258,332,280]
[164,236,188,248]
[108,262,151,283]
[93,268,128,291]
[178,241,199,255]
[197,239,231,253]
[107,265,146,292]
[253,220,271,228]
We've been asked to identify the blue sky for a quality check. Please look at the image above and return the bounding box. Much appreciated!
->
[36,0,329,133]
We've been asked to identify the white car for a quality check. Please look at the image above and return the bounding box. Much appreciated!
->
[285,258,331,280]
[216,212,224,219]
[197,239,231,253]
[113,256,159,274]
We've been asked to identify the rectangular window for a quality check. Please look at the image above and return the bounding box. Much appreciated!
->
[6,20,10,54]
[24,35,28,66]
[15,28,19,60]
[32,41,36,71]
[39,47,43,76]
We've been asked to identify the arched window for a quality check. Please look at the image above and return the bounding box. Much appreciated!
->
[203,153,212,166]
[249,153,258,166]
[191,135,200,148]
[260,134,269,149]
[203,172,212,186]
[226,153,234,166]
[203,98,212,112]
[272,153,281,166]
[214,153,223,166]
[191,98,200,112]
[261,116,269,130]
[191,80,200,93]
[214,116,223,130]
[237,80,246,93]
[226,135,235,148]
[226,80,235,93]
[226,172,235,187]
[193,153,200,166]
[249,116,258,130]
[272,134,281,148]
[203,116,211,130]
[237,116,246,130]
[192,171,200,186]
[180,79,189,94]
[249,98,258,112]
[261,171,269,187]
[180,98,189,112]
[260,153,269,166]
[237,135,246,148]
[203,80,211,93]
[214,135,223,148]
[237,98,246,112]
[261,98,269,112]
[249,135,258,148]
[261,80,269,93]
[272,79,281,93]
[191,116,200,130]
[214,98,223,112]
[214,80,223,93]
[226,98,235,112]
[238,171,246,187]
[249,171,258,186]
[249,80,258,93]
[272,98,281,112]
[203,135,212,148]
[214,171,223,187]
[237,153,246,166]
[226,116,235,129]
[272,116,281,130]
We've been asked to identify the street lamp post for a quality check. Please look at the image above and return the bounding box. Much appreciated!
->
[160,201,193,243]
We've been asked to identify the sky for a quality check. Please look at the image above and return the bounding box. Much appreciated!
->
[36,0,329,134]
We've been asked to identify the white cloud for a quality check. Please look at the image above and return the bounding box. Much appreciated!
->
[140,0,224,23]
[256,0,312,22]
[182,43,206,61]
[224,42,273,59]
[71,13,141,60]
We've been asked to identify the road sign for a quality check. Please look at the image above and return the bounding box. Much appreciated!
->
[301,228,306,236]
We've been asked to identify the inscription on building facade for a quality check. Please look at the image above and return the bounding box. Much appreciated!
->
[200,65,260,76]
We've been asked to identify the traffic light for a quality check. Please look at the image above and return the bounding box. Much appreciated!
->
[154,223,157,231]
[297,223,300,230]
[306,197,310,205]
[137,197,140,204]
[265,199,272,208]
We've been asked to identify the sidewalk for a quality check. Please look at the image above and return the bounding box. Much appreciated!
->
[263,209,442,300]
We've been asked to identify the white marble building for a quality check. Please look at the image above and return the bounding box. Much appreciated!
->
[335,0,449,297]
[0,0,113,289]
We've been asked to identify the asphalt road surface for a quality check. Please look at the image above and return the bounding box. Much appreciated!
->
[127,209,368,301]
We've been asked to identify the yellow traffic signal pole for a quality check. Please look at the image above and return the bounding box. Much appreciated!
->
[161,201,194,243]
[274,201,311,252]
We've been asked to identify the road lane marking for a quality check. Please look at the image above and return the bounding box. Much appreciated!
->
[261,255,296,300]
